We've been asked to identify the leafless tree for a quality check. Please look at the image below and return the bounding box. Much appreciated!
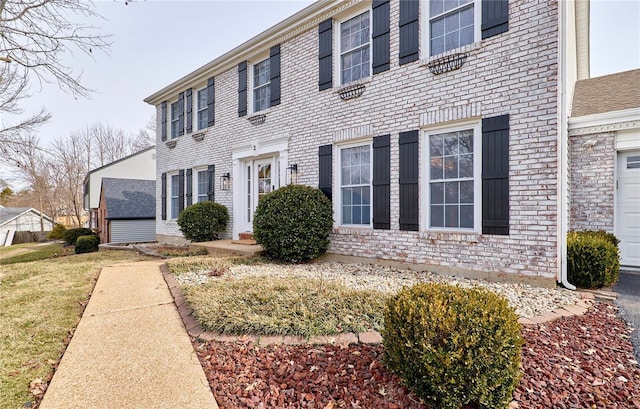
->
[0,0,110,147]
[50,133,88,226]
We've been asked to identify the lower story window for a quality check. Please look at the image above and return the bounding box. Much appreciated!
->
[340,144,371,225]
[197,170,208,202]
[429,129,474,229]
[171,174,180,219]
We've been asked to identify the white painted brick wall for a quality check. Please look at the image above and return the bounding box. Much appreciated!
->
[155,0,560,280]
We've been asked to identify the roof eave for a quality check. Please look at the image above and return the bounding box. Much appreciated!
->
[143,0,339,106]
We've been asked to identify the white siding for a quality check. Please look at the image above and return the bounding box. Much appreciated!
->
[1,212,54,232]
[110,220,156,244]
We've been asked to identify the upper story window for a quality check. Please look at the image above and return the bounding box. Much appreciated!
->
[197,88,208,130]
[340,144,371,226]
[197,170,208,202]
[428,128,476,229]
[428,0,476,56]
[253,58,271,113]
[170,101,181,138]
[340,11,370,85]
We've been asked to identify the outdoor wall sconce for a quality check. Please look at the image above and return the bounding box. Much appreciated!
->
[220,173,231,191]
[287,164,298,184]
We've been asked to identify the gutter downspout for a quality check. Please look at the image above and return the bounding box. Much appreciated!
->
[558,0,576,290]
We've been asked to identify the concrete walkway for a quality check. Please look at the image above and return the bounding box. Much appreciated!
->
[39,261,218,409]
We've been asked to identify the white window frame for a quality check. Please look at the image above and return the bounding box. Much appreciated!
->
[337,141,373,227]
[250,56,271,114]
[196,87,208,131]
[421,0,481,58]
[170,100,181,139]
[421,119,482,232]
[169,172,180,220]
[337,9,372,86]
[194,168,208,203]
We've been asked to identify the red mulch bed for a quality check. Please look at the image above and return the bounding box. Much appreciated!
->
[194,302,640,409]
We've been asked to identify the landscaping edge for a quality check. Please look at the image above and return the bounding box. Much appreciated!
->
[158,263,598,346]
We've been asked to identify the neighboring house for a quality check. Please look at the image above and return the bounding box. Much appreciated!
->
[145,0,589,287]
[568,69,640,270]
[97,178,156,244]
[0,206,55,245]
[83,147,156,230]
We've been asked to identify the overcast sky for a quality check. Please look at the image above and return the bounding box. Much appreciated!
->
[2,0,640,183]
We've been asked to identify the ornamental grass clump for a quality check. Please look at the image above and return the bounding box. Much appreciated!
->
[383,282,523,409]
[177,201,229,242]
[567,230,620,288]
[253,185,333,262]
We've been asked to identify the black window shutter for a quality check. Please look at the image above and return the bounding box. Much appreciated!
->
[207,165,215,202]
[186,168,193,207]
[399,0,419,65]
[373,134,390,229]
[481,0,509,39]
[318,19,333,91]
[399,130,419,231]
[161,173,167,220]
[178,169,185,215]
[482,114,510,235]
[372,0,390,74]
[270,44,281,107]
[160,101,167,141]
[238,62,247,117]
[318,144,332,201]
[185,88,193,134]
[207,77,215,127]
[178,92,185,136]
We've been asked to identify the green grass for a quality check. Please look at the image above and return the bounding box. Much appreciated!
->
[0,243,71,265]
[0,251,153,409]
[182,276,387,337]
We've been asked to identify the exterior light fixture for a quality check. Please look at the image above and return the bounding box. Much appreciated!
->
[220,173,231,191]
[287,164,298,184]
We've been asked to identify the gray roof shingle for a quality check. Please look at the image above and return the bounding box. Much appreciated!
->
[0,207,32,225]
[572,69,640,117]
[101,178,155,220]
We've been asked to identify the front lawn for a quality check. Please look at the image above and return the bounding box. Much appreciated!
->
[0,243,71,265]
[0,250,153,409]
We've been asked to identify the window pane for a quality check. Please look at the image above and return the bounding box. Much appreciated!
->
[460,205,474,228]
[444,12,459,31]
[361,186,370,205]
[460,6,474,27]
[431,182,444,204]
[431,36,445,56]
[197,89,207,110]
[444,156,458,179]
[460,26,474,47]
[444,134,458,155]
[431,157,444,180]
[459,154,473,178]
[445,205,459,227]
[460,180,474,203]
[342,205,352,224]
[430,135,444,156]
[353,205,362,224]
[431,205,444,227]
[430,0,444,16]
[431,18,445,38]
[445,181,459,203]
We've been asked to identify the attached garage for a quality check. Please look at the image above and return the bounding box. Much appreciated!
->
[569,69,640,270]
[99,178,156,244]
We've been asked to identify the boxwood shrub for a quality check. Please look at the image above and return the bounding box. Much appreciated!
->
[47,223,66,240]
[63,228,94,246]
[383,283,523,409]
[567,230,620,288]
[75,235,99,254]
[253,185,333,262]
[177,201,229,242]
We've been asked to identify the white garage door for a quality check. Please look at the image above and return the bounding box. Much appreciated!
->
[110,219,156,244]
[616,150,640,268]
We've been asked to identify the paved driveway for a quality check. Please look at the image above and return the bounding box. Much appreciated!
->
[614,270,640,362]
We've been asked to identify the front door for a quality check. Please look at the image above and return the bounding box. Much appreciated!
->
[616,150,640,268]
[245,157,278,228]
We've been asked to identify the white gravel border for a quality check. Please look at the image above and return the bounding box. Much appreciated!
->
[175,261,580,319]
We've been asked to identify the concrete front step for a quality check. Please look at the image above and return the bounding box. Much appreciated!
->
[230,239,257,245]
[190,239,263,257]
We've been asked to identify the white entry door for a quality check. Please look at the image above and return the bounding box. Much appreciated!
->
[244,157,279,229]
[616,150,640,268]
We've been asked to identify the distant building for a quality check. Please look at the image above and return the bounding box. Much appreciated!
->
[0,206,55,245]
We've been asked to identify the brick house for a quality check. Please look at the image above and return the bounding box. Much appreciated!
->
[568,69,640,270]
[145,0,590,287]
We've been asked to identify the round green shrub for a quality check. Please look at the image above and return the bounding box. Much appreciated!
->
[75,235,99,254]
[63,227,94,246]
[382,283,524,409]
[47,223,67,240]
[252,184,333,263]
[177,201,229,242]
[567,230,620,288]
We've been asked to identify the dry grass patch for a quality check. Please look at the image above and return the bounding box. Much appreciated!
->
[166,255,264,276]
[0,251,153,409]
[182,276,386,337]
